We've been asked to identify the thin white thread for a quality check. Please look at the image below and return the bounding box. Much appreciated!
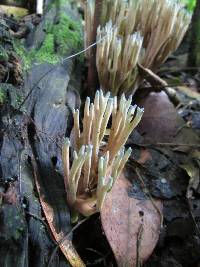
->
[61,34,108,62]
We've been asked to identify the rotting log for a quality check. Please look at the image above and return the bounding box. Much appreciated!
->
[0,1,83,266]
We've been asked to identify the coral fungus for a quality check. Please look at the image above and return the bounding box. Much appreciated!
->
[62,90,143,219]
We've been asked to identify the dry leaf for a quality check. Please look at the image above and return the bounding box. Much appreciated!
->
[101,174,162,267]
[137,92,199,145]
[137,149,152,165]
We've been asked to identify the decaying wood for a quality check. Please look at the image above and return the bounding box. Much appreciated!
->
[0,1,82,266]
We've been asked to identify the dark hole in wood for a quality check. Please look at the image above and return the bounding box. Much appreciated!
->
[51,156,57,167]
[27,155,32,166]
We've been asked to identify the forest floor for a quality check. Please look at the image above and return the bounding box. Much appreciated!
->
[0,2,200,267]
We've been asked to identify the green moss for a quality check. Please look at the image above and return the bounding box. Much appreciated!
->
[181,0,196,11]
[0,88,6,105]
[35,34,59,64]
[15,5,83,70]
[0,45,9,62]
[14,43,34,70]
[16,94,23,105]
[52,12,82,55]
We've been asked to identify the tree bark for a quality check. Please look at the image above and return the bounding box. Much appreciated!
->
[188,0,200,68]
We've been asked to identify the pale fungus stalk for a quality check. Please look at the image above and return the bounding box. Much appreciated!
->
[72,109,81,151]
[62,91,144,219]
[84,0,95,59]
[84,0,191,96]
[62,138,70,190]
[36,0,43,15]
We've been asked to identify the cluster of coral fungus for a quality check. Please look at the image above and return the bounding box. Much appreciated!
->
[62,91,143,218]
[62,0,191,219]
[85,0,191,95]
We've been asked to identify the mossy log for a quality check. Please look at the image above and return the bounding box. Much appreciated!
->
[0,1,83,266]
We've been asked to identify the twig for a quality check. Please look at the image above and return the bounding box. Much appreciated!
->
[18,151,22,198]
[136,224,144,267]
[187,199,200,237]
[135,143,200,148]
[86,248,104,257]
[86,257,107,266]
[158,66,200,75]
[86,248,109,266]
[47,217,89,267]
[173,123,191,137]
[138,64,167,88]
[139,82,195,90]
[25,211,46,226]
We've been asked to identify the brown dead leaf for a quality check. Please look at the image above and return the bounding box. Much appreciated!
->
[137,149,152,165]
[138,92,182,142]
[101,174,162,267]
[137,92,199,145]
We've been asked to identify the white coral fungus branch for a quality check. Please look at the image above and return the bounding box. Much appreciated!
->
[36,0,43,15]
[84,0,191,95]
[62,90,144,217]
